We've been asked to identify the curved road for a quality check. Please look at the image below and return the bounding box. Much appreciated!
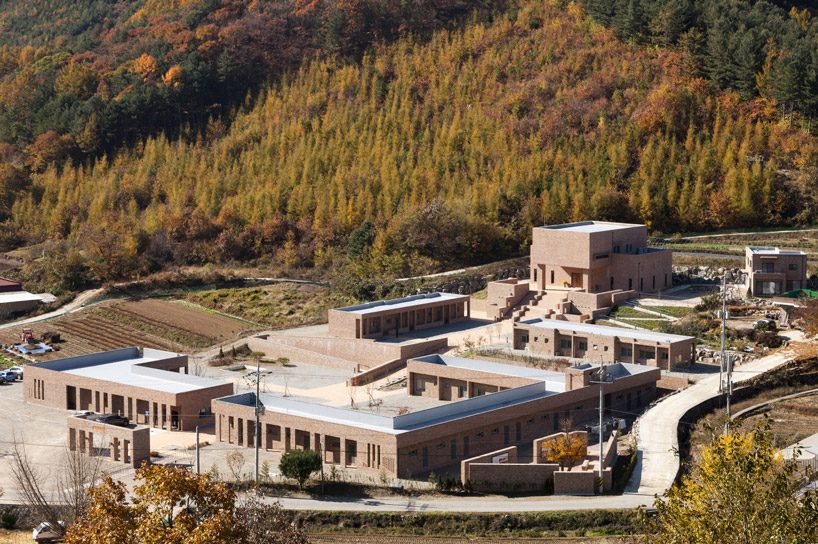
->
[626,348,796,496]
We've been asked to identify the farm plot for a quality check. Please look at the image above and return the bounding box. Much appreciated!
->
[96,299,258,348]
[0,298,258,361]
[0,313,174,360]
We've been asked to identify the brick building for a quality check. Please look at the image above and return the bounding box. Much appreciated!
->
[513,318,695,370]
[485,221,672,322]
[530,221,671,294]
[745,247,808,296]
[328,292,470,339]
[212,356,659,479]
[25,347,233,431]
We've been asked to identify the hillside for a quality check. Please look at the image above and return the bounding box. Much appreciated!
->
[581,0,818,118]
[0,0,499,172]
[4,0,818,292]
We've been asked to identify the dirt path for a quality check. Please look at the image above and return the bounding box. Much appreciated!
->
[678,227,818,240]
[0,287,104,330]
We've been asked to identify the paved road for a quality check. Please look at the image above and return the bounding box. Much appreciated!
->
[626,347,797,496]
[270,492,654,512]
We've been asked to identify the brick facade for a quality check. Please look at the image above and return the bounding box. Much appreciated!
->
[25,348,233,432]
[212,361,659,480]
[513,319,695,371]
[328,293,470,340]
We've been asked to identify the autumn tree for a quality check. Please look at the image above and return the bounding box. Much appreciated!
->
[795,297,818,337]
[540,432,588,470]
[644,424,818,543]
[65,464,241,544]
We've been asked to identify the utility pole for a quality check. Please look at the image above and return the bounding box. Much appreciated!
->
[244,357,265,492]
[719,274,727,394]
[254,356,262,491]
[590,362,608,486]
[724,352,734,434]
[718,273,734,434]
[195,426,200,474]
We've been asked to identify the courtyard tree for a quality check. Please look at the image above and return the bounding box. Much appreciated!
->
[643,424,818,543]
[279,449,322,489]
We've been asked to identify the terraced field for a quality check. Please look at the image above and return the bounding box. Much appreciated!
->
[0,298,259,360]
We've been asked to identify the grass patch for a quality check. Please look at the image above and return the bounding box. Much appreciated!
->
[641,305,694,318]
[593,319,632,329]
[0,354,14,369]
[291,510,639,537]
[470,288,488,299]
[609,306,652,319]
[617,319,669,331]
[184,284,352,329]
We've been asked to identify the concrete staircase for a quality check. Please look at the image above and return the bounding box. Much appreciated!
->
[511,292,562,322]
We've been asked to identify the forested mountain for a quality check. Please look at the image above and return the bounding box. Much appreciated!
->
[581,0,818,119]
[0,0,500,167]
[3,0,818,291]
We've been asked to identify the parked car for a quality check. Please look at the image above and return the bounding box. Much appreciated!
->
[32,520,65,542]
[0,371,17,383]
[7,365,23,379]
[89,413,130,427]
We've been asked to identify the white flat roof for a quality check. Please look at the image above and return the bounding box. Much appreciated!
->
[335,292,468,315]
[540,221,643,233]
[521,318,693,344]
[0,291,44,304]
[413,354,566,392]
[39,348,227,394]
[64,358,220,394]
[748,246,806,256]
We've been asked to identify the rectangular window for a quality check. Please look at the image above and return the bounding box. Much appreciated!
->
[515,422,522,441]
[639,349,654,360]
[560,339,572,349]
[578,341,587,351]
[463,436,469,457]
[621,346,633,357]
[414,377,426,393]
[521,334,529,343]
[762,262,775,273]
[550,270,555,284]
[457,385,466,398]
[450,440,457,460]
[503,425,509,445]
[789,263,798,271]
[422,447,429,468]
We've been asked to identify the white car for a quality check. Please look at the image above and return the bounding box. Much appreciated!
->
[32,520,65,542]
